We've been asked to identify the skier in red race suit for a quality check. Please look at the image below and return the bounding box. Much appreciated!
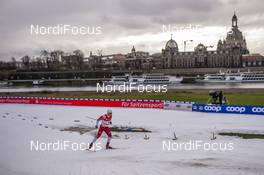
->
[89,109,113,149]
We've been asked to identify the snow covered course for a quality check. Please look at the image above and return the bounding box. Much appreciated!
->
[0,104,264,175]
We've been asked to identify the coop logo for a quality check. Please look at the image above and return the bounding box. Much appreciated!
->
[204,106,222,112]
[226,106,246,113]
[252,107,264,113]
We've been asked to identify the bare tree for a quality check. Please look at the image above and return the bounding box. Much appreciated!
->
[50,50,64,70]
[11,57,17,69]
[21,55,31,70]
[73,49,84,70]
[40,50,50,70]
[35,57,44,70]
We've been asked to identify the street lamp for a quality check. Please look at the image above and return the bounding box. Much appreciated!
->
[184,40,193,52]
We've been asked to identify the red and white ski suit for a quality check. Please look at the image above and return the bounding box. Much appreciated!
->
[95,114,112,139]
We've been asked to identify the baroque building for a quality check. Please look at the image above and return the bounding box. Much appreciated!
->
[162,13,250,68]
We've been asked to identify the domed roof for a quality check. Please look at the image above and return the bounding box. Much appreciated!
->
[197,43,205,48]
[165,39,178,49]
[195,43,207,52]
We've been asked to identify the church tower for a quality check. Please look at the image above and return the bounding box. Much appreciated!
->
[224,12,249,54]
[131,45,136,57]
[216,12,249,67]
[232,12,238,28]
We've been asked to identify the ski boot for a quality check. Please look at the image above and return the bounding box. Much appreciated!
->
[106,142,113,149]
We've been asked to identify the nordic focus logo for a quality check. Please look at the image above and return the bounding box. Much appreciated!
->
[30,140,102,151]
[97,83,167,93]
[30,24,102,36]
[162,140,234,152]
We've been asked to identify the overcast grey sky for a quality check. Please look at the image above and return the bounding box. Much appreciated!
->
[0,0,263,60]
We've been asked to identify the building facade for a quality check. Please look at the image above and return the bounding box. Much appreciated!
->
[92,13,263,71]
[162,13,251,69]
[242,54,264,67]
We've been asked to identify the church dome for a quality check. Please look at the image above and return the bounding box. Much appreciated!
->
[195,43,207,52]
[165,39,178,50]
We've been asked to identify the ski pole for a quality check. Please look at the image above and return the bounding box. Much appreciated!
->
[85,116,97,121]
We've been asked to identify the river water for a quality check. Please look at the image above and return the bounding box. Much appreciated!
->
[0,83,264,93]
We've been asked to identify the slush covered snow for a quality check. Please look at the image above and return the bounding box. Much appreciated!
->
[0,104,264,175]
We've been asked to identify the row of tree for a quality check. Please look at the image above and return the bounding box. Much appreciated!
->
[1,49,89,71]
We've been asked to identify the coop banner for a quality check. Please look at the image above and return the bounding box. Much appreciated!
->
[0,97,163,109]
[192,104,264,115]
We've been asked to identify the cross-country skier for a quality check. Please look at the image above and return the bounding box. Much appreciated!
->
[89,109,113,149]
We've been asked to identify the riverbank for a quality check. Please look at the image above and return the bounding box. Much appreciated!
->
[1,67,263,80]
[1,89,264,106]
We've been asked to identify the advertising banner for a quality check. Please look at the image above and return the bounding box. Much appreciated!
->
[163,101,193,111]
[192,104,264,115]
[0,97,164,109]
